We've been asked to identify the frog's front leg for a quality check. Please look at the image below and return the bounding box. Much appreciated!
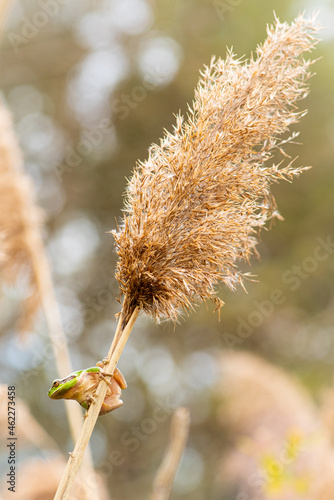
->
[96,361,127,390]
[96,359,114,384]
[98,370,114,385]
[100,368,127,390]
[83,394,96,419]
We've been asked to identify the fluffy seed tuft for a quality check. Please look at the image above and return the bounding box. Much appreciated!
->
[112,14,320,323]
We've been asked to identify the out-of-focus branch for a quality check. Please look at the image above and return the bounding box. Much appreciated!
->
[0,100,99,498]
[150,407,190,500]
[26,231,100,500]
[0,0,12,34]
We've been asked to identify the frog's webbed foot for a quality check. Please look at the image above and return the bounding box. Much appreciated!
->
[113,368,127,390]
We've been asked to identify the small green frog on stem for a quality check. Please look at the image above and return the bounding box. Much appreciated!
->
[48,360,127,416]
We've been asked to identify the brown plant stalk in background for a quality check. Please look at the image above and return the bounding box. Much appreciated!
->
[0,103,43,329]
[150,407,190,500]
[0,102,100,499]
[55,14,320,499]
[113,14,320,324]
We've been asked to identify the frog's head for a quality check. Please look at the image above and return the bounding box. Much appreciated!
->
[48,370,83,399]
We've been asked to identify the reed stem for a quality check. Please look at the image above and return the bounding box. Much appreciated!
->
[0,0,12,34]
[150,407,190,500]
[54,305,140,500]
[25,225,99,500]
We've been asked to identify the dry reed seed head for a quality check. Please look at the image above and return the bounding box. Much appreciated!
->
[215,351,319,435]
[0,102,44,330]
[215,352,334,500]
[113,14,321,323]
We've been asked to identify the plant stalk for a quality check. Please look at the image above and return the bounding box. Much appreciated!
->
[0,0,12,33]
[25,226,99,500]
[54,305,140,500]
[150,407,190,500]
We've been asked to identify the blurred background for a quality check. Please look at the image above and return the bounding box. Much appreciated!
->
[0,0,333,499]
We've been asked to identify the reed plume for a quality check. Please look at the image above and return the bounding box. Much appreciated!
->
[0,102,43,329]
[113,14,320,323]
[216,352,334,500]
[55,15,321,498]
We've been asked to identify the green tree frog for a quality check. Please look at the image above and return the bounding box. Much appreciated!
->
[48,361,127,416]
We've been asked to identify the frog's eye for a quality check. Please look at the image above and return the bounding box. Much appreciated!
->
[52,380,60,388]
